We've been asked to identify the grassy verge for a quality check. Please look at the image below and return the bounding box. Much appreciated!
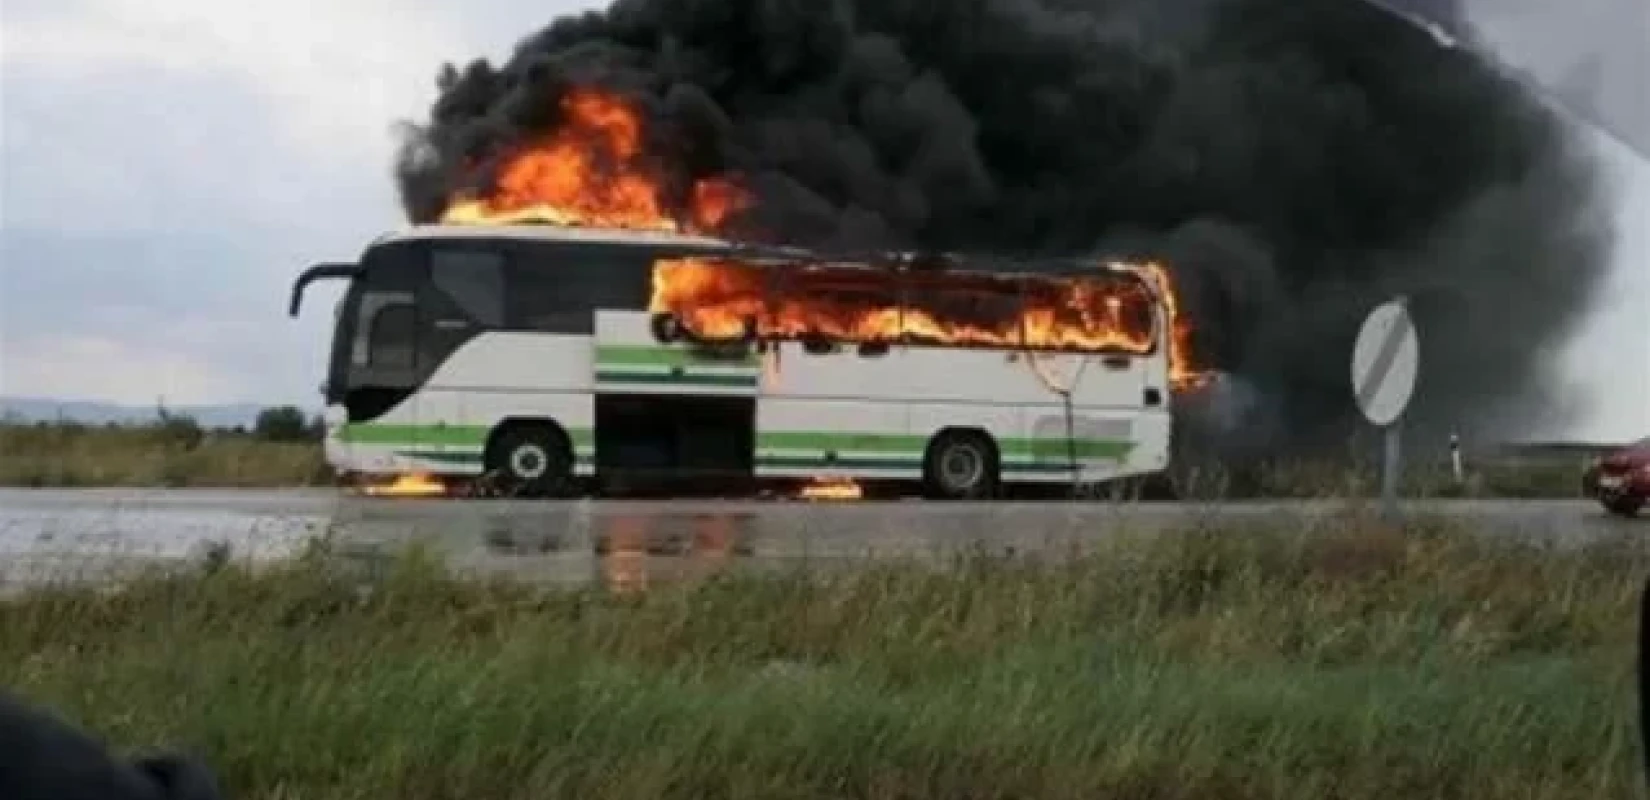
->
[1,422,1591,498]
[0,424,329,488]
[2,518,1642,799]
[1164,454,1592,500]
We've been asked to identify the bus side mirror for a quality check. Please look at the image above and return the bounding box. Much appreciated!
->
[650,313,683,344]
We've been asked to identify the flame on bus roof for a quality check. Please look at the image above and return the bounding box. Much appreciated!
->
[438,87,747,233]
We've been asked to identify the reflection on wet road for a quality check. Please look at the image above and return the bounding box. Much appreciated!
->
[0,489,1641,593]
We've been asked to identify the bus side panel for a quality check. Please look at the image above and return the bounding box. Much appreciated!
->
[1111,405,1173,481]
[893,346,1160,485]
[382,332,597,476]
[755,342,914,479]
[594,311,761,398]
[894,348,1034,481]
[1047,341,1168,484]
[331,395,428,477]
[752,342,1167,485]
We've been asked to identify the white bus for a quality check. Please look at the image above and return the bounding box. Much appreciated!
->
[288,224,1174,498]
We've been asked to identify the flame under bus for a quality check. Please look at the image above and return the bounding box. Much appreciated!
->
[288,224,1175,499]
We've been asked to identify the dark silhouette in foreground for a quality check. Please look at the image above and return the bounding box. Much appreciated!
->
[1641,575,1650,785]
[0,691,222,800]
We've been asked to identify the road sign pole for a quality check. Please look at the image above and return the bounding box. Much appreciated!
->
[1381,420,1401,521]
[1449,432,1463,485]
[1351,295,1419,522]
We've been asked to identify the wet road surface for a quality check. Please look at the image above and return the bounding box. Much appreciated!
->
[1,488,1641,592]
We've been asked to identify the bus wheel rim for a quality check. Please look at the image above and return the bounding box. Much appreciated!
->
[941,444,983,489]
[511,444,549,479]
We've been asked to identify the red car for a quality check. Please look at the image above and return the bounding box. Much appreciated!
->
[1583,436,1650,518]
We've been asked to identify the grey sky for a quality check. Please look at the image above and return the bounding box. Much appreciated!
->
[1,0,1644,440]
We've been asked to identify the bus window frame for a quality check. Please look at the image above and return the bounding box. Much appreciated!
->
[345,241,427,389]
[429,246,507,330]
[356,291,419,371]
[899,269,1028,351]
[1016,271,1160,357]
[725,261,1160,358]
[503,240,657,335]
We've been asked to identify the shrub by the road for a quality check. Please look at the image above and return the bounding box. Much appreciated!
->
[0,418,330,488]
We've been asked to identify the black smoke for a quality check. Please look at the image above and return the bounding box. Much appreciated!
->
[395,0,1615,457]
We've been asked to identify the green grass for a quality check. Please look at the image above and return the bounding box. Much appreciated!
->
[2,517,1643,799]
[0,420,1593,499]
[1161,453,1591,501]
[0,423,330,488]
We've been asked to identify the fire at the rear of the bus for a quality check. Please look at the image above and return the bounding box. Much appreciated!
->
[293,85,1207,502]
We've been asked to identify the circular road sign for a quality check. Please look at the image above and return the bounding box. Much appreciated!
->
[1351,298,1419,427]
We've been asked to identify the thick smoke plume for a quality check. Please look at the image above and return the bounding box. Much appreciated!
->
[396,0,1615,458]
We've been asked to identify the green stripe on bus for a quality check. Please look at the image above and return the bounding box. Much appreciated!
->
[397,450,595,466]
[344,425,1130,460]
[394,451,483,465]
[757,455,920,471]
[596,371,759,388]
[756,432,929,452]
[755,456,1082,474]
[341,424,594,447]
[595,344,760,369]
[1010,438,1134,460]
[339,424,488,446]
[755,432,1134,460]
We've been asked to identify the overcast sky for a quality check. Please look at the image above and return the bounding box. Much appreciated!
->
[1,0,1645,441]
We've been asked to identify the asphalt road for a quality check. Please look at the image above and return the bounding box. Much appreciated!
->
[0,488,1641,591]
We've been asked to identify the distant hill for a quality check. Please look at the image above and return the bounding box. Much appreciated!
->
[0,397,307,430]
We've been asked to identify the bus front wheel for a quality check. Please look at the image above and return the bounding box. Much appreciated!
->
[486,424,572,498]
[923,429,999,500]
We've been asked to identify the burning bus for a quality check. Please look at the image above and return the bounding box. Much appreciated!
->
[287,224,1185,498]
[286,87,1202,498]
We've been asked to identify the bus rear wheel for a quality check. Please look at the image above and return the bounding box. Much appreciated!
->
[923,430,999,500]
[486,424,572,498]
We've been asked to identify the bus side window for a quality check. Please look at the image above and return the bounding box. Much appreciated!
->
[353,296,419,371]
[431,250,505,328]
[506,252,651,334]
[904,276,1023,347]
[509,259,588,334]
[366,302,417,370]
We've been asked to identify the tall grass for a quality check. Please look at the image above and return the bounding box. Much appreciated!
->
[1,420,1590,498]
[0,423,329,488]
[2,516,1642,799]
[1165,453,1590,500]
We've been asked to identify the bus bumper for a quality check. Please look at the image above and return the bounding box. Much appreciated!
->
[321,404,352,475]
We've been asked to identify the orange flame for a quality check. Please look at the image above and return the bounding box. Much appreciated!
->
[440,87,747,231]
[1131,263,1211,391]
[799,477,864,501]
[362,472,445,497]
[648,257,1208,387]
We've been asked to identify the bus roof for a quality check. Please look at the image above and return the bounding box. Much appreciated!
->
[378,223,739,250]
[372,224,1159,289]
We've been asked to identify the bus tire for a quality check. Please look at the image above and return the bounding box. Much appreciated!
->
[922,429,999,500]
[486,423,572,498]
